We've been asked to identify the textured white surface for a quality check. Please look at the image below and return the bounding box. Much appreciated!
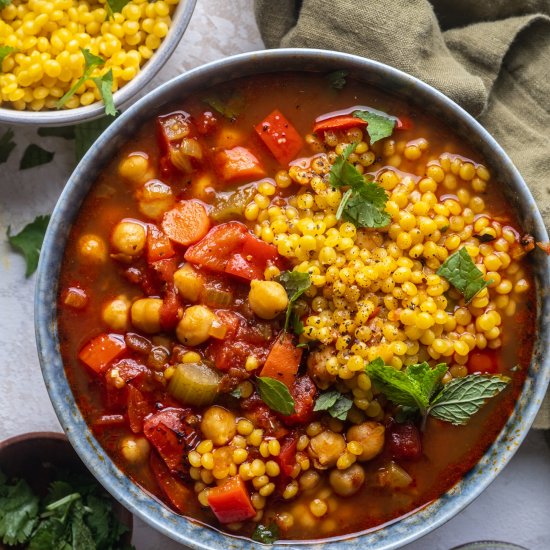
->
[1,0,549,548]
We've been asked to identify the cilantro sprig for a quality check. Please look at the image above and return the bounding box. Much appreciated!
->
[366,357,509,427]
[353,109,396,144]
[330,143,390,229]
[276,270,312,333]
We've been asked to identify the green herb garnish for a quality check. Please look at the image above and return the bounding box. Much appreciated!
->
[276,270,311,332]
[353,109,396,144]
[105,0,131,18]
[252,522,280,544]
[92,68,117,117]
[474,233,496,243]
[74,116,116,162]
[257,376,295,416]
[437,247,491,303]
[203,95,240,122]
[19,144,55,170]
[37,126,76,140]
[327,70,348,90]
[7,215,50,276]
[0,0,12,8]
[314,391,353,421]
[229,386,242,399]
[0,45,15,70]
[0,128,16,164]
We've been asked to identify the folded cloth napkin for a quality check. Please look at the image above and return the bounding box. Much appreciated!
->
[254,0,550,428]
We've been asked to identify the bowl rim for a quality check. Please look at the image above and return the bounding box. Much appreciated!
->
[0,0,197,127]
[35,48,550,550]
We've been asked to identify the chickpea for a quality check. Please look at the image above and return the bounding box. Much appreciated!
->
[307,346,337,389]
[346,422,385,462]
[308,431,346,468]
[120,436,150,464]
[131,298,163,334]
[176,305,215,346]
[111,220,147,257]
[118,152,154,185]
[201,406,237,446]
[78,234,107,264]
[173,263,204,302]
[138,179,175,220]
[248,280,288,320]
[329,464,366,496]
[102,295,131,331]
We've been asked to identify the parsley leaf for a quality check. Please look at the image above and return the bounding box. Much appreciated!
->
[19,144,55,169]
[428,374,509,426]
[0,476,39,545]
[257,376,295,416]
[353,110,396,144]
[92,68,117,117]
[0,45,15,70]
[437,247,491,303]
[105,0,131,17]
[7,214,50,277]
[0,128,16,164]
[314,391,353,420]
[327,70,348,90]
[252,522,280,544]
[276,270,311,332]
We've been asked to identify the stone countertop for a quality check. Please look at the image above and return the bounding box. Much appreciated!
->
[1,0,549,548]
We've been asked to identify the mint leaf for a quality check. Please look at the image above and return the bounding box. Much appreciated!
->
[252,522,279,544]
[0,128,16,164]
[19,144,54,169]
[341,181,390,228]
[0,476,39,545]
[428,374,509,426]
[327,70,348,90]
[0,45,15,70]
[314,391,340,411]
[7,214,50,276]
[353,110,396,144]
[437,247,491,302]
[314,391,354,421]
[257,376,295,415]
[276,270,311,332]
[406,362,448,402]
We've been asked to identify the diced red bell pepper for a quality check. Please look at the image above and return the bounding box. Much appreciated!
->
[313,115,369,134]
[277,434,298,477]
[225,252,264,281]
[150,451,192,514]
[260,333,302,388]
[255,109,303,165]
[207,476,256,523]
[225,233,279,281]
[150,257,178,284]
[127,384,153,434]
[184,221,248,272]
[241,233,279,265]
[386,422,422,460]
[281,375,317,426]
[79,333,126,374]
[215,146,266,183]
[194,111,218,135]
[147,225,175,263]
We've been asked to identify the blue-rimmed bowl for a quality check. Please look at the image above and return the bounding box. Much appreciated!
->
[0,0,196,126]
[35,49,550,549]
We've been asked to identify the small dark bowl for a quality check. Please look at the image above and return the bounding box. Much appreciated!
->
[0,432,133,549]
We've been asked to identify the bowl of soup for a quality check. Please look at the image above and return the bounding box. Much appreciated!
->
[35,49,550,549]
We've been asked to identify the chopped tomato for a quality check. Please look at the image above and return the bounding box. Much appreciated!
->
[78,333,126,374]
[127,384,153,433]
[281,375,317,426]
[255,109,303,165]
[241,233,279,265]
[109,358,150,384]
[313,115,368,134]
[260,333,302,388]
[277,434,298,477]
[194,111,218,135]
[241,394,288,438]
[146,225,175,263]
[150,257,178,284]
[225,252,264,281]
[386,422,422,460]
[225,233,280,281]
[207,476,256,523]
[468,350,499,374]
[215,146,266,183]
[150,452,192,514]
[162,201,210,247]
[184,221,248,272]
[159,284,181,331]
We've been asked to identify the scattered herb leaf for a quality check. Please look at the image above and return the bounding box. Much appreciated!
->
[252,522,280,544]
[0,0,12,7]
[428,374,509,426]
[19,144,55,170]
[0,45,15,69]
[290,310,304,335]
[6,215,50,276]
[92,68,117,117]
[314,391,353,421]
[37,126,76,140]
[474,233,496,243]
[276,270,311,332]
[327,70,348,90]
[335,188,352,220]
[329,143,363,189]
[0,474,39,545]
[353,110,396,144]
[440,225,449,233]
[0,128,16,164]
[105,0,131,17]
[229,387,242,399]
[203,96,240,121]
[74,116,116,162]
[437,247,491,303]
[257,376,295,416]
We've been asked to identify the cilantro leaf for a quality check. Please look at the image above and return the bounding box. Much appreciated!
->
[327,70,348,90]
[437,247,491,302]
[341,182,391,228]
[329,143,363,188]
[252,522,279,544]
[257,376,295,415]
[428,374,509,426]
[92,68,117,117]
[28,517,68,550]
[0,476,39,545]
[70,500,95,549]
[7,214,50,277]
[353,110,396,144]
[74,116,115,162]
[314,391,353,420]
[105,0,131,17]
[38,126,75,140]
[335,188,352,220]
[19,144,55,169]
[0,128,16,164]
[276,270,311,332]
[0,45,15,70]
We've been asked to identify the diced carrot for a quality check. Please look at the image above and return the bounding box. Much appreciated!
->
[313,115,368,134]
[255,109,303,165]
[161,200,210,246]
[207,476,255,523]
[150,451,192,514]
[147,225,175,263]
[78,333,126,374]
[260,333,302,388]
[215,146,266,183]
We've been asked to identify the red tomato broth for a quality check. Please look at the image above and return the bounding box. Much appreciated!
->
[57,72,535,541]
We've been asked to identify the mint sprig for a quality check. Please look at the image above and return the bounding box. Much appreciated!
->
[314,391,353,421]
[257,376,295,416]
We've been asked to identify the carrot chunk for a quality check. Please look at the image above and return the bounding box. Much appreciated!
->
[78,333,126,374]
[255,109,303,165]
[260,333,302,388]
[207,476,255,523]
[215,146,266,183]
[161,200,210,246]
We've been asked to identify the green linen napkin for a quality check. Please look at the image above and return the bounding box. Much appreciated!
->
[254,0,550,428]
